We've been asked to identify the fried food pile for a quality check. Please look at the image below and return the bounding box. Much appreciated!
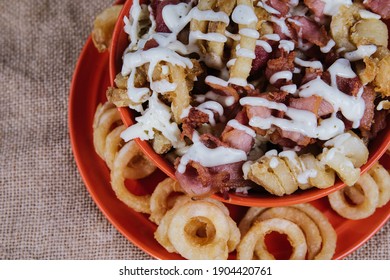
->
[103,0,390,198]
[92,100,389,260]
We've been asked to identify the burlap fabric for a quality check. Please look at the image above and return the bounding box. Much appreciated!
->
[0,0,388,260]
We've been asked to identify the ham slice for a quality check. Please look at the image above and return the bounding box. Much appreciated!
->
[304,0,325,19]
[221,111,254,154]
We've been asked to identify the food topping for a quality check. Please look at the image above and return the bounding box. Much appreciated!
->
[109,0,389,197]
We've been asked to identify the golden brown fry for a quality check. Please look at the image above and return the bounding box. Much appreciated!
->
[229,0,258,85]
[206,0,236,69]
[190,0,218,54]
[92,5,123,52]
[168,64,191,123]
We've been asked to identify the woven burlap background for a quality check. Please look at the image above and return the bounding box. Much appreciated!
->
[0,0,388,260]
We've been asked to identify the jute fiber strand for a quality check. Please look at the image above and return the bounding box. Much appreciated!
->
[0,0,388,259]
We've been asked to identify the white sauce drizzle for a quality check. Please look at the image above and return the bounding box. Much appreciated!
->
[177,132,247,173]
[280,84,297,94]
[121,93,183,148]
[268,157,279,168]
[269,71,293,84]
[256,40,273,53]
[232,5,258,25]
[320,0,352,16]
[344,45,377,61]
[196,91,235,107]
[239,28,260,39]
[279,40,295,53]
[262,34,281,41]
[320,39,336,53]
[294,57,323,70]
[197,101,225,125]
[227,119,257,138]
[359,9,381,19]
[257,0,281,15]
[150,80,177,94]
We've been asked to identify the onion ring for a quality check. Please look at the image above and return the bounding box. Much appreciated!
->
[368,163,390,208]
[154,195,193,253]
[149,177,185,225]
[256,207,322,260]
[110,140,153,213]
[93,102,122,160]
[238,207,267,236]
[292,204,337,260]
[237,218,307,260]
[104,125,126,170]
[166,200,233,259]
[328,173,379,220]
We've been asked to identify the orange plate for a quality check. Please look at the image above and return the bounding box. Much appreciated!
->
[109,0,390,207]
[69,37,390,260]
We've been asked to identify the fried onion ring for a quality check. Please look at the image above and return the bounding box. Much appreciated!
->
[238,206,267,236]
[154,195,192,253]
[328,173,379,220]
[110,140,153,213]
[237,218,307,260]
[256,207,322,260]
[149,177,185,224]
[93,102,121,160]
[166,200,234,259]
[368,163,390,208]
[292,204,337,260]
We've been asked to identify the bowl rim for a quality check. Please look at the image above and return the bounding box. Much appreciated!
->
[109,0,390,207]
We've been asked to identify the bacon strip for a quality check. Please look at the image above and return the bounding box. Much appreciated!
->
[289,16,330,47]
[359,85,376,132]
[174,134,248,197]
[181,108,209,139]
[151,0,180,33]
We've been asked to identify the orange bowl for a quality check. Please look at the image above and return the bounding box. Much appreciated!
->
[109,0,390,207]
